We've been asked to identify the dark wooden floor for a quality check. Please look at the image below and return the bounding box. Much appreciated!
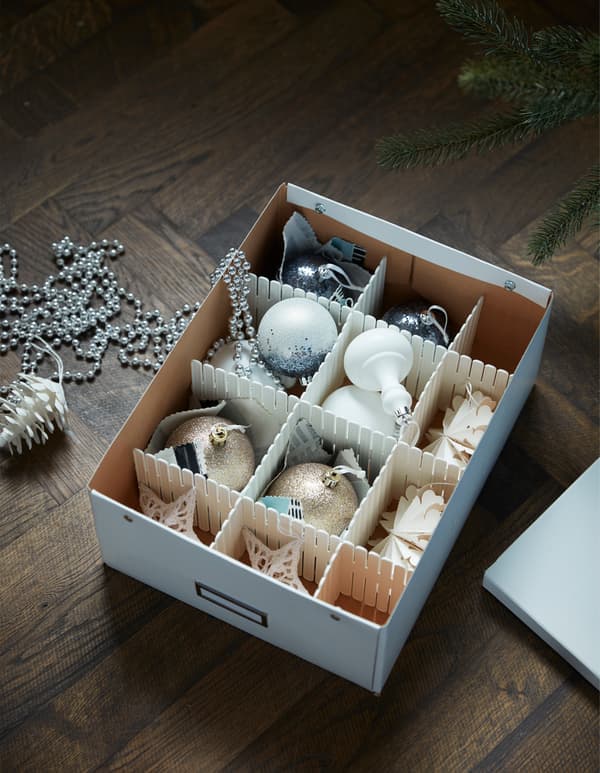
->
[1,0,598,770]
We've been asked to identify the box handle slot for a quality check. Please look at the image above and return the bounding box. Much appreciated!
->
[195,581,268,627]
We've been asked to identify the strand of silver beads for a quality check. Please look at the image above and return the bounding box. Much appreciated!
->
[206,248,282,387]
[0,237,199,397]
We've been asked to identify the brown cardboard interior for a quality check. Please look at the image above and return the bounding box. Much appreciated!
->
[242,184,547,373]
[90,182,548,510]
[410,259,543,372]
[90,282,233,506]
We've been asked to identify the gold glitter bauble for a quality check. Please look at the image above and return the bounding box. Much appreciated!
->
[266,462,358,534]
[165,416,255,491]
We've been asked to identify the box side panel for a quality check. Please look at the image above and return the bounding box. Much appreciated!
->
[91,491,380,690]
[372,302,552,691]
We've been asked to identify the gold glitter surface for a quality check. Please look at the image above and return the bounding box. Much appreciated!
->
[267,462,358,535]
[165,417,255,490]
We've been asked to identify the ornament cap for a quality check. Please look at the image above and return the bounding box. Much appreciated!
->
[322,469,341,488]
[209,424,228,446]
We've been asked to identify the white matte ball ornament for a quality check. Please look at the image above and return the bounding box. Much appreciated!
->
[343,327,414,418]
[257,298,338,380]
[322,385,398,436]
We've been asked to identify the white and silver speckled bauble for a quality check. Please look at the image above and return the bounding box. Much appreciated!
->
[256,298,338,380]
[165,416,255,490]
[266,462,358,534]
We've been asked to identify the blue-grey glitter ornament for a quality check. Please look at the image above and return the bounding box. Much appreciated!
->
[256,298,338,380]
[382,299,450,347]
[280,253,340,299]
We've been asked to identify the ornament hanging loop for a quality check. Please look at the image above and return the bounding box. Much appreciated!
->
[394,408,420,446]
[329,464,367,481]
[317,263,365,294]
[426,304,449,346]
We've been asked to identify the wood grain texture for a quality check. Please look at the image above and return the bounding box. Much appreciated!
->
[0,1,598,770]
[0,0,112,94]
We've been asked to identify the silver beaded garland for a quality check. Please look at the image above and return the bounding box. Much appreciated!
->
[0,237,200,398]
[207,248,282,387]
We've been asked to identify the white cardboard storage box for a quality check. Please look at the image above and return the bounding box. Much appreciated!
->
[89,183,553,693]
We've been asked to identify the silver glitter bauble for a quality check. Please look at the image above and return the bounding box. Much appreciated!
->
[266,462,358,534]
[382,299,449,346]
[165,416,255,490]
[256,298,338,380]
[281,254,340,299]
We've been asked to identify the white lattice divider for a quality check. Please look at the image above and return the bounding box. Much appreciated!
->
[291,401,397,481]
[437,352,511,407]
[212,495,340,585]
[190,360,290,417]
[315,542,410,614]
[450,296,484,357]
[410,350,511,459]
[133,448,237,535]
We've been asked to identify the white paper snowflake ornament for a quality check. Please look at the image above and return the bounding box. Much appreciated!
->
[369,484,446,570]
[423,388,496,467]
[0,343,69,455]
[138,483,199,542]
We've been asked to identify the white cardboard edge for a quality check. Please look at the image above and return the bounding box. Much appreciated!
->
[286,183,551,308]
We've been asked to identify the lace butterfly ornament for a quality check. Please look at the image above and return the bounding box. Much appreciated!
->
[138,483,199,542]
[242,526,307,593]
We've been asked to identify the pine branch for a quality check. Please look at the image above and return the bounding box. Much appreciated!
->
[376,111,535,169]
[531,26,598,68]
[578,32,600,77]
[527,164,600,264]
[436,0,530,58]
[458,56,584,103]
[523,89,599,133]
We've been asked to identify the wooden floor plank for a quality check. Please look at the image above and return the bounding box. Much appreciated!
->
[0,471,57,545]
[0,599,248,771]
[0,491,168,741]
[156,0,594,253]
[102,639,326,771]
[153,1,461,240]
[0,73,75,138]
[55,0,382,234]
[473,679,599,772]
[0,0,298,229]
[45,0,200,111]
[0,0,112,95]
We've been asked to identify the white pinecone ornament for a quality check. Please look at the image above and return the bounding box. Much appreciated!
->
[0,346,69,455]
